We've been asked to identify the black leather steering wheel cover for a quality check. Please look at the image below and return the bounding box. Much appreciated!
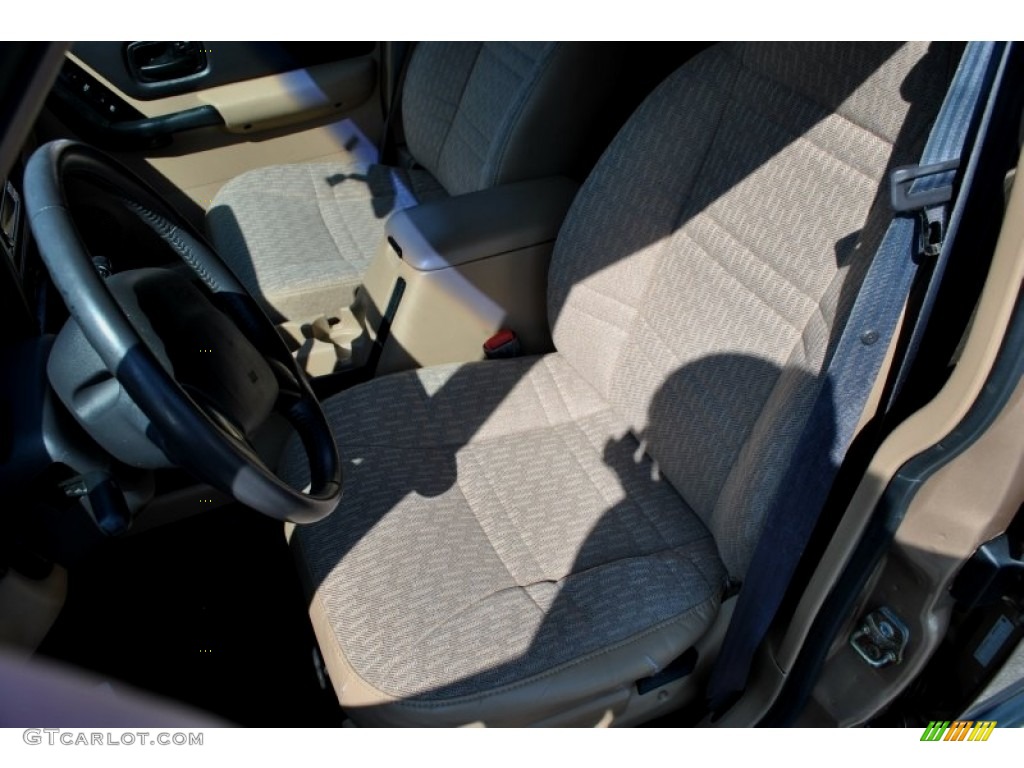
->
[25,139,341,524]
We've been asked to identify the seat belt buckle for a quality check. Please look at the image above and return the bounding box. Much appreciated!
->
[889,159,959,213]
[483,329,521,359]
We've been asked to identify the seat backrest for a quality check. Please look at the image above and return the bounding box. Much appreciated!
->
[547,42,957,578]
[401,42,610,196]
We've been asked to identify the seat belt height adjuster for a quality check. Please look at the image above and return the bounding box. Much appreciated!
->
[890,159,960,258]
[889,159,959,213]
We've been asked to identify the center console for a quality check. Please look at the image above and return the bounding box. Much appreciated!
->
[288,176,578,382]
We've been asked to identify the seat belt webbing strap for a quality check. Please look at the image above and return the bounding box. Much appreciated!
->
[380,42,416,167]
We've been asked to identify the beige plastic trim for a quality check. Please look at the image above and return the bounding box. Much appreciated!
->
[67,52,377,133]
[612,596,737,727]
[278,308,371,377]
[55,53,383,210]
[713,144,1024,726]
[359,239,555,376]
[199,58,376,134]
[810,371,1024,726]
[142,110,380,209]
[0,566,67,655]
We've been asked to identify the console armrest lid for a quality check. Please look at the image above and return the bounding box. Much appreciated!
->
[386,176,579,271]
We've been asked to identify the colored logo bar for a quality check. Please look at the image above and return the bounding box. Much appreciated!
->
[920,721,997,741]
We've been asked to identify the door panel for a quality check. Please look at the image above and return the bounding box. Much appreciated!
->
[72,41,376,100]
[41,42,384,219]
[65,54,378,134]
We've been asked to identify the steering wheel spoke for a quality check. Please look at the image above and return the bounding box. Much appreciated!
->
[25,140,342,524]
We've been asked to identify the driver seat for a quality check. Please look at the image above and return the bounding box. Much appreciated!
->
[280,42,955,726]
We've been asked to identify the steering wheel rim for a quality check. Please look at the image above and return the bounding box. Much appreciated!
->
[24,139,341,524]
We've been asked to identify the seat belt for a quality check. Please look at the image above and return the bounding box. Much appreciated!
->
[379,42,416,167]
[885,43,1012,409]
[705,41,1009,717]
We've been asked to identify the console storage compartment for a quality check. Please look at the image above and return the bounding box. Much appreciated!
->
[354,176,578,375]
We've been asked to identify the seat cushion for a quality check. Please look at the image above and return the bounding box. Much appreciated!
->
[207,161,445,321]
[281,355,726,726]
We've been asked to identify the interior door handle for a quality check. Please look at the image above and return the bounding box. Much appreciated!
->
[126,41,207,84]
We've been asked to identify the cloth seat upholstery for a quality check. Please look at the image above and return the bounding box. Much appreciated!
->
[282,42,955,726]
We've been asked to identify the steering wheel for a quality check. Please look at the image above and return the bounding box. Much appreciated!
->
[24,140,341,524]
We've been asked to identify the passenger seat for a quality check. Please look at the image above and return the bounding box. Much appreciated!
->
[206,42,617,322]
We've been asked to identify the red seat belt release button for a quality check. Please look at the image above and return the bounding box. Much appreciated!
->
[483,329,521,359]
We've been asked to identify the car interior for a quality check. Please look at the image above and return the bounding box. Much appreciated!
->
[1,40,1024,728]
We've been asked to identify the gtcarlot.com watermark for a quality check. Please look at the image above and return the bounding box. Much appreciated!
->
[23,729,204,747]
